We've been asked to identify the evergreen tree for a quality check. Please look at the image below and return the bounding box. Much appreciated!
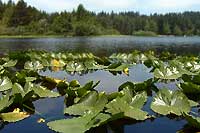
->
[9,0,30,27]
[163,22,171,35]
[173,25,182,35]
[149,20,158,32]
[76,4,88,21]
[0,0,4,20]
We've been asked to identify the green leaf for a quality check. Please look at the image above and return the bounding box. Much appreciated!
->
[47,113,110,133]
[84,60,106,70]
[0,95,13,111]
[0,111,30,122]
[183,113,200,129]
[24,61,43,71]
[106,63,132,72]
[76,81,100,97]
[33,85,60,98]
[25,77,37,82]
[69,80,80,87]
[0,77,12,92]
[106,97,148,120]
[3,60,17,67]
[130,91,148,109]
[12,83,25,97]
[64,91,108,116]
[188,100,199,107]
[154,66,182,80]
[180,82,200,94]
[150,89,190,115]
[12,83,34,102]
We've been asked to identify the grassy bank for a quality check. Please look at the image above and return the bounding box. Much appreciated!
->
[0,35,69,39]
[133,31,158,37]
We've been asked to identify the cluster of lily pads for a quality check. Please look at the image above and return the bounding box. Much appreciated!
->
[1,50,200,132]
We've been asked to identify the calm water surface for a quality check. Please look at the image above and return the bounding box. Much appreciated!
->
[0,36,199,133]
[0,36,200,55]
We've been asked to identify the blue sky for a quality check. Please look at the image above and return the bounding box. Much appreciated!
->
[2,0,200,14]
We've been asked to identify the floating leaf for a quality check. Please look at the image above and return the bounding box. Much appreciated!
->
[180,82,200,94]
[129,91,148,109]
[64,91,108,116]
[3,60,17,67]
[24,61,43,71]
[183,113,200,129]
[25,77,37,82]
[47,113,110,133]
[33,85,60,98]
[69,80,80,87]
[106,97,148,120]
[76,81,100,97]
[154,66,182,80]
[189,100,199,107]
[106,63,132,72]
[45,77,65,84]
[150,89,190,115]
[0,109,30,122]
[0,77,12,92]
[0,95,13,111]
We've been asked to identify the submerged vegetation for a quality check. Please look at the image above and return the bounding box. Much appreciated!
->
[0,0,200,36]
[0,50,200,132]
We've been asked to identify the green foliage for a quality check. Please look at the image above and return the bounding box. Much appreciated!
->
[183,113,200,129]
[0,111,30,122]
[74,22,102,36]
[173,25,182,36]
[0,51,200,132]
[47,113,111,133]
[0,1,199,36]
[133,30,157,36]
[0,77,12,92]
[0,95,13,111]
[162,22,171,35]
[150,89,191,115]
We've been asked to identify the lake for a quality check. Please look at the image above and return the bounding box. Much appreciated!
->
[0,36,200,56]
[0,36,200,133]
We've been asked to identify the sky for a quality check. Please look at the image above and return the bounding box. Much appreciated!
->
[2,0,200,14]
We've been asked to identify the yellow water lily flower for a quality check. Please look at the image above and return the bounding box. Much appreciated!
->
[13,108,20,113]
[123,68,129,75]
[37,118,45,123]
[51,59,60,67]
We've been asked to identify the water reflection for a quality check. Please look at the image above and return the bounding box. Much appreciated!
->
[0,36,200,56]
[40,64,153,93]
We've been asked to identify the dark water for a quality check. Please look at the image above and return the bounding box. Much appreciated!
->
[0,36,200,56]
[0,36,200,133]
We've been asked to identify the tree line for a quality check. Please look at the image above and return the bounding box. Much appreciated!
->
[0,0,200,36]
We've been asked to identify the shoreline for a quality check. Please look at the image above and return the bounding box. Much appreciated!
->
[0,34,199,39]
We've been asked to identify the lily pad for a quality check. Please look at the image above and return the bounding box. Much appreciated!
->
[183,113,200,129]
[64,91,108,116]
[150,89,190,115]
[0,77,12,92]
[154,66,182,80]
[3,60,17,67]
[106,97,148,120]
[33,85,60,98]
[24,61,44,71]
[0,109,30,122]
[0,95,13,111]
[47,113,110,133]
[180,82,200,94]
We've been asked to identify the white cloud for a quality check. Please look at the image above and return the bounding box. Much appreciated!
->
[2,0,200,14]
[149,0,200,8]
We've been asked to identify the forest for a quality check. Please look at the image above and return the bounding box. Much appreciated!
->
[0,0,200,36]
